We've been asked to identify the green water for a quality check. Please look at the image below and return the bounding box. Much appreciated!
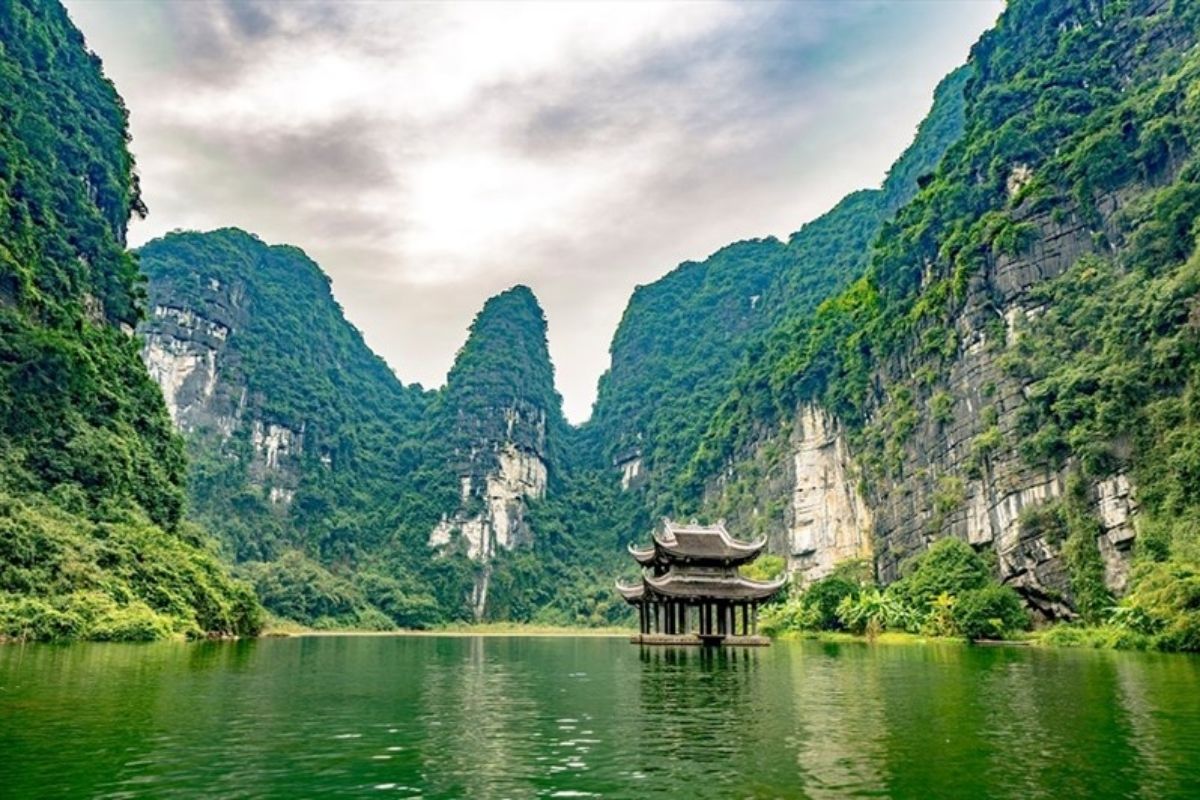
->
[2,637,1198,799]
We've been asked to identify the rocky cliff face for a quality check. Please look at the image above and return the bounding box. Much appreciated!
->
[705,403,872,585]
[709,283,1140,617]
[862,194,1143,615]
[139,268,304,506]
[848,194,1145,617]
[429,401,549,560]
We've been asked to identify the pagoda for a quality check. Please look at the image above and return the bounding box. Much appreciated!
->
[617,519,786,646]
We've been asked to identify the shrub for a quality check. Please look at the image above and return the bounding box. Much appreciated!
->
[802,576,861,631]
[1119,560,1200,652]
[953,584,1029,640]
[836,588,917,637]
[890,538,991,610]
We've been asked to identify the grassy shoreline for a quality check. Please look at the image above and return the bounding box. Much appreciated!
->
[261,621,634,639]
[4,623,1189,653]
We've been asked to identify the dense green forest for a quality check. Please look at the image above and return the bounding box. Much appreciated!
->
[0,0,259,641]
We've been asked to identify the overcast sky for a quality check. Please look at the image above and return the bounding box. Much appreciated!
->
[66,0,1002,422]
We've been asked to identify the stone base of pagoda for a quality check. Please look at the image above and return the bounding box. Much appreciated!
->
[630,633,771,647]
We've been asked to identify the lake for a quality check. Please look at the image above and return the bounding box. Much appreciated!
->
[2,635,1198,799]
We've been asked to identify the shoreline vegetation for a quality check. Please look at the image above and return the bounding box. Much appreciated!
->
[755,541,1200,655]
[3,616,1193,655]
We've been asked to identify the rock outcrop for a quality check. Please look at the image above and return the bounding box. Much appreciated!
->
[788,405,874,583]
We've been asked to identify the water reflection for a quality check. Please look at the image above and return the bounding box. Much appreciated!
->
[781,640,889,798]
[416,636,540,797]
[2,637,1199,799]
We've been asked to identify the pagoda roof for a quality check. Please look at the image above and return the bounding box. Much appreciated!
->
[644,569,786,601]
[629,519,766,566]
[616,568,786,604]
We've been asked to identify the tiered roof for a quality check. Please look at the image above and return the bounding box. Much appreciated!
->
[617,519,786,603]
[627,519,767,568]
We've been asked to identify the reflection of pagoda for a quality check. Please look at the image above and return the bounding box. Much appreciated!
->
[617,519,786,646]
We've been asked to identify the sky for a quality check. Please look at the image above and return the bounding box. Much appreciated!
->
[65,0,1003,423]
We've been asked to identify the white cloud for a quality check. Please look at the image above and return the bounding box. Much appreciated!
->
[65,0,1002,422]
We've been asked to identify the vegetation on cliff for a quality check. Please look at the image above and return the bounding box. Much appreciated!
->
[584,67,971,511]
[691,0,1200,650]
[0,0,260,640]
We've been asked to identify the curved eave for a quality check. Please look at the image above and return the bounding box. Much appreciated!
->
[644,572,787,602]
[615,580,645,602]
[627,543,657,566]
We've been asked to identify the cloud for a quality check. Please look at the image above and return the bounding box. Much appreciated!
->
[65,0,1002,421]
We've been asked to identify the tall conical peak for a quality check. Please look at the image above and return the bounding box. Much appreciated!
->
[445,285,561,418]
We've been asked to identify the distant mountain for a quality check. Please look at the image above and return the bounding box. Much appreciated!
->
[138,228,432,562]
[137,234,602,625]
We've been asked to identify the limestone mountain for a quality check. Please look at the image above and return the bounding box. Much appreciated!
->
[0,0,259,640]
[687,0,1200,638]
[424,286,571,617]
[137,235,588,624]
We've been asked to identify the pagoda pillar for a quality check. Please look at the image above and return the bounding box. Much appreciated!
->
[742,604,749,636]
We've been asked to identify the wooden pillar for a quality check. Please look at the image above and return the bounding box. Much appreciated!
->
[752,603,758,635]
[638,603,645,634]
[741,604,749,637]
[666,602,675,635]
